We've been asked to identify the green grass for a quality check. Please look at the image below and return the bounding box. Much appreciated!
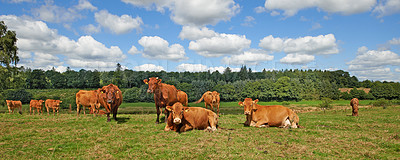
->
[1,105,399,159]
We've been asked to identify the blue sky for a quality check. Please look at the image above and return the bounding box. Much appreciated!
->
[1,0,400,81]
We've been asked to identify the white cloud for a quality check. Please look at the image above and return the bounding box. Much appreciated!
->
[32,2,81,23]
[259,34,338,64]
[373,0,400,17]
[389,37,400,45]
[1,15,126,71]
[81,24,101,34]
[280,53,315,65]
[241,16,256,27]
[264,0,376,17]
[189,33,251,57]
[138,36,188,61]
[347,46,400,81]
[134,64,165,72]
[8,0,34,3]
[128,45,139,55]
[94,10,143,34]
[254,6,267,13]
[75,0,97,11]
[123,0,239,26]
[179,26,217,40]
[222,49,274,65]
[176,63,240,72]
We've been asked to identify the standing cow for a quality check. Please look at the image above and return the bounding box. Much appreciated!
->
[166,102,218,132]
[143,77,188,125]
[238,98,299,128]
[350,98,359,116]
[45,99,62,115]
[98,84,123,122]
[76,89,101,116]
[194,91,220,115]
[30,100,44,115]
[6,100,22,114]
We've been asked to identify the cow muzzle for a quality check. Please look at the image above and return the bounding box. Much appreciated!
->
[244,111,251,115]
[147,89,153,93]
[173,118,182,124]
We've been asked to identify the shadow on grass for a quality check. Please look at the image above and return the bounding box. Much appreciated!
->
[117,117,130,124]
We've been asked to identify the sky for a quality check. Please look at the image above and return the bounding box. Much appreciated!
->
[1,0,400,82]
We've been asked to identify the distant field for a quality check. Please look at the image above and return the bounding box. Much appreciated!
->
[1,106,399,159]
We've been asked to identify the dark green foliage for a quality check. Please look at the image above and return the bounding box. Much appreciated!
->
[372,98,391,108]
[4,89,32,104]
[319,98,333,111]
[123,87,142,103]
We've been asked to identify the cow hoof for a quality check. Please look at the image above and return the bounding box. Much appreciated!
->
[155,121,160,124]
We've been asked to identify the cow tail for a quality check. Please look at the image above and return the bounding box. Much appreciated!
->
[194,93,205,104]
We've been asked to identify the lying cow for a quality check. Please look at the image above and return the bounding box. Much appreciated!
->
[45,99,62,115]
[165,102,218,133]
[238,98,299,128]
[350,98,359,116]
[30,100,44,115]
[76,89,101,116]
[6,100,22,114]
[194,91,220,115]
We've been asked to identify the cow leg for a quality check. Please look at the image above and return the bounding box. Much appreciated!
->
[180,123,193,132]
[76,104,80,116]
[113,107,118,121]
[254,120,269,128]
[83,106,86,115]
[155,106,161,124]
[217,103,220,115]
[204,103,208,110]
[30,106,32,115]
[107,113,111,122]
[164,109,170,123]
[210,104,214,112]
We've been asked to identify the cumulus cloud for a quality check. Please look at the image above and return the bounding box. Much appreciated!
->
[123,0,239,26]
[81,24,101,34]
[1,15,126,71]
[75,0,98,11]
[347,46,400,81]
[94,10,143,34]
[127,45,139,55]
[259,34,338,65]
[179,26,217,40]
[222,49,273,65]
[176,63,240,72]
[133,64,165,72]
[137,36,187,61]
[373,0,400,17]
[189,33,251,57]
[389,37,400,45]
[264,0,376,17]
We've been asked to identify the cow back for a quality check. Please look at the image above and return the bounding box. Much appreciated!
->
[182,107,212,130]
[254,105,292,127]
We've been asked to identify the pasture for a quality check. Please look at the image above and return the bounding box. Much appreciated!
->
[1,103,399,159]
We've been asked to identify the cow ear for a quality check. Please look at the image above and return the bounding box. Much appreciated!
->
[238,101,243,107]
[184,107,190,112]
[166,106,172,111]
[254,99,259,104]
[157,79,162,83]
[143,79,149,84]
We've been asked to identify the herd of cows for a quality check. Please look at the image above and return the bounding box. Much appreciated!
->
[4,77,361,133]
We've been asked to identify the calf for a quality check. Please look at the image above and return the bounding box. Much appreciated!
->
[195,91,220,115]
[30,100,44,115]
[45,99,62,115]
[76,90,101,116]
[6,100,22,114]
[238,98,299,128]
[165,102,218,133]
[350,98,359,116]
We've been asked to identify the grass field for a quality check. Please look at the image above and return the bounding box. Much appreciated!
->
[1,103,399,159]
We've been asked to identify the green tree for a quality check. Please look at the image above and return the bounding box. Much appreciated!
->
[26,69,47,89]
[0,21,20,90]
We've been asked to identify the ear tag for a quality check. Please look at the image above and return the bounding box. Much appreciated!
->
[117,91,119,93]
[145,82,148,84]
[185,109,189,112]
[240,104,243,106]
[101,91,103,93]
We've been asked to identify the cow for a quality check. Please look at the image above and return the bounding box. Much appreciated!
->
[238,98,299,128]
[194,91,220,115]
[76,89,101,116]
[350,98,359,116]
[45,99,62,115]
[143,77,188,124]
[6,100,22,114]
[29,100,44,115]
[98,84,123,122]
[165,102,218,133]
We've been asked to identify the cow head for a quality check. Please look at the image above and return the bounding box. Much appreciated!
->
[166,102,187,125]
[100,84,121,104]
[39,100,44,104]
[6,100,12,106]
[211,91,220,104]
[143,77,162,93]
[238,98,259,115]
[55,100,62,108]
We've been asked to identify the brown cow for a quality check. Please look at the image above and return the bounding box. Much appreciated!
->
[30,100,44,115]
[98,84,123,122]
[6,100,22,114]
[194,91,220,115]
[143,77,188,124]
[45,99,62,115]
[166,102,218,132]
[76,90,101,116]
[350,98,359,116]
[238,98,299,128]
